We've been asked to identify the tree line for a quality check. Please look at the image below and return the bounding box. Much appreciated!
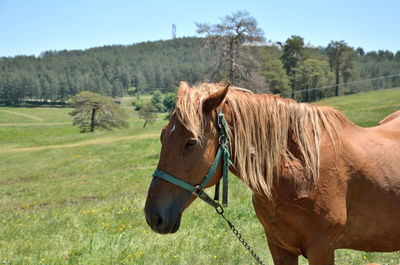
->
[1,13,400,105]
[262,37,400,102]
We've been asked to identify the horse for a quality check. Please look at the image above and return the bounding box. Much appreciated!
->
[144,82,400,265]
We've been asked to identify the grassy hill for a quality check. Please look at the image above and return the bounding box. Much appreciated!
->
[315,87,400,127]
[0,88,399,265]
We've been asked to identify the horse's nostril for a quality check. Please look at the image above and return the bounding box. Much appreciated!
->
[154,212,163,227]
[145,209,181,234]
[144,197,185,234]
[146,210,163,228]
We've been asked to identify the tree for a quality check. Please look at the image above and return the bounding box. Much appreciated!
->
[111,79,124,98]
[139,103,157,128]
[356,47,365,57]
[134,69,146,93]
[69,91,128,132]
[326,41,356,96]
[151,90,165,112]
[196,10,265,88]
[280,35,305,98]
[261,47,290,94]
[163,92,177,120]
[293,59,334,102]
[396,51,400,61]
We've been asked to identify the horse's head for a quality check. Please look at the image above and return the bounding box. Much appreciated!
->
[144,82,230,234]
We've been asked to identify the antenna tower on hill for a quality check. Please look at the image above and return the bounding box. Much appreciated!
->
[172,24,176,39]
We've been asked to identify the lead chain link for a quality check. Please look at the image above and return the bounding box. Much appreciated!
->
[217,209,265,265]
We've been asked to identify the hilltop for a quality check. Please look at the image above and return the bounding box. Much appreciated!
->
[0,37,399,105]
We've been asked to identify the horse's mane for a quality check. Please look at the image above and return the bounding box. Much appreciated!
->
[175,83,347,197]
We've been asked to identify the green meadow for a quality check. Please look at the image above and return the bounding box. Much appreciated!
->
[1,88,400,265]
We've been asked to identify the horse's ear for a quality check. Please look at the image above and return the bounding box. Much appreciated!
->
[177,81,190,97]
[202,83,230,113]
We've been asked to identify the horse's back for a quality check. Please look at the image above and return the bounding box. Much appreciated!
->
[378,110,400,126]
[365,110,400,137]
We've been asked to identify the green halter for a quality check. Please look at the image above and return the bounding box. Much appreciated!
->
[152,111,232,208]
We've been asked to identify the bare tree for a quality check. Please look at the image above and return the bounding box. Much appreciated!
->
[196,10,266,91]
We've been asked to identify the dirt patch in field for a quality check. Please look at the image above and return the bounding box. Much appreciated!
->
[0,133,159,153]
[0,110,44,121]
[0,122,70,127]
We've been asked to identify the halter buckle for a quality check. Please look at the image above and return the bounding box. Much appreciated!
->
[218,135,228,146]
[192,186,203,197]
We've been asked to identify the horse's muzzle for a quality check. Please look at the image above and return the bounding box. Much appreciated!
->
[144,207,182,234]
[144,177,193,234]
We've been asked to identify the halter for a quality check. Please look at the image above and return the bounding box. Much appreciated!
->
[152,111,232,208]
[151,111,266,265]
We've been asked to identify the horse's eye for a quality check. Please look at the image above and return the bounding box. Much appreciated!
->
[185,139,197,149]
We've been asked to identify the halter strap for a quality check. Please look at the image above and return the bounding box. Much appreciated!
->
[152,110,231,207]
[152,146,223,192]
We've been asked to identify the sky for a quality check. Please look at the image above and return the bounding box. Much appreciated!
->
[1,0,399,57]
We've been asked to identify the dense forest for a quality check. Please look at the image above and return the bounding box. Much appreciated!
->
[0,36,399,104]
[0,38,213,104]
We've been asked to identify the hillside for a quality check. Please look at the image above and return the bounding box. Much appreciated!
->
[1,36,399,106]
[315,87,400,127]
[0,37,214,103]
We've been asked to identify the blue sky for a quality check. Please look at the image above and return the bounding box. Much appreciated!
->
[1,0,399,57]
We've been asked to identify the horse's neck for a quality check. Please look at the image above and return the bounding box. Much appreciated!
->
[226,94,350,199]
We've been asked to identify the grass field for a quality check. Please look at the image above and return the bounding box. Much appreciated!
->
[1,87,400,265]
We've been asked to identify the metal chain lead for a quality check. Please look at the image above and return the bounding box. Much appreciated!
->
[216,208,265,265]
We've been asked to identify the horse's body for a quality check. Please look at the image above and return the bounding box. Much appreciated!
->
[254,114,400,264]
[144,82,400,265]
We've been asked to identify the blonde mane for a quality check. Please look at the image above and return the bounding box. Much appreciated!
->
[175,83,347,197]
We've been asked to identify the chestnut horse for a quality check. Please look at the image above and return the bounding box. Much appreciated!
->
[144,82,400,265]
